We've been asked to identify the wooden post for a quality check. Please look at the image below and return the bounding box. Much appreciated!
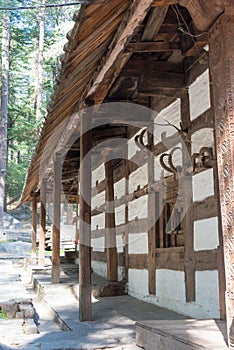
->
[209,8,234,346]
[39,177,47,267]
[79,112,92,321]
[147,118,156,295]
[105,156,118,282]
[51,154,62,283]
[124,146,129,282]
[180,92,195,302]
[31,194,38,260]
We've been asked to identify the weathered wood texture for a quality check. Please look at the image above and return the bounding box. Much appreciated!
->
[79,113,92,321]
[39,178,47,267]
[105,159,118,282]
[209,9,234,346]
[31,195,38,258]
[51,156,62,283]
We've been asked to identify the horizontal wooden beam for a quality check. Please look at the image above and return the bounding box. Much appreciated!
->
[125,41,180,53]
[122,59,183,74]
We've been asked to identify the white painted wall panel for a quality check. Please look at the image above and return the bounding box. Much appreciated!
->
[191,128,214,154]
[116,234,124,253]
[91,237,105,252]
[193,168,214,202]
[156,270,186,303]
[92,261,125,281]
[129,233,148,254]
[114,178,126,199]
[129,164,148,194]
[115,204,125,226]
[128,195,148,221]
[91,191,105,210]
[194,217,219,251]
[189,69,211,120]
[91,212,105,230]
[92,163,105,187]
[195,270,220,318]
[128,269,149,296]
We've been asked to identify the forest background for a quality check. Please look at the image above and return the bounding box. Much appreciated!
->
[0,0,78,226]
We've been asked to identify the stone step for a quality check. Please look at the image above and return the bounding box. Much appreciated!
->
[136,319,228,350]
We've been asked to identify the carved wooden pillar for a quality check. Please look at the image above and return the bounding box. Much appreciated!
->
[105,156,118,282]
[39,177,47,267]
[31,193,38,259]
[209,7,234,347]
[51,154,62,283]
[79,113,92,321]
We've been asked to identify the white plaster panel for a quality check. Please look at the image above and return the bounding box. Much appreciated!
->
[156,269,186,302]
[192,168,214,202]
[129,164,148,194]
[114,178,126,199]
[91,261,125,281]
[195,270,220,318]
[91,237,105,252]
[128,135,141,159]
[154,99,181,141]
[129,233,148,254]
[128,195,148,221]
[115,204,125,226]
[128,269,149,296]
[92,163,105,187]
[189,69,211,120]
[116,234,124,253]
[127,267,220,319]
[91,261,107,279]
[91,191,105,210]
[194,217,219,251]
[191,128,214,154]
[91,212,105,230]
[154,156,163,181]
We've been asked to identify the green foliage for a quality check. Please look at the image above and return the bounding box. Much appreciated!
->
[1,0,76,202]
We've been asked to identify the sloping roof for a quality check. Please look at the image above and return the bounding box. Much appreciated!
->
[21,0,131,203]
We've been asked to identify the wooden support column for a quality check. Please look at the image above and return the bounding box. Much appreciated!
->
[31,193,38,260]
[39,177,47,267]
[147,118,156,295]
[51,154,62,283]
[79,113,92,321]
[105,156,118,282]
[209,7,234,346]
[181,92,195,302]
[124,146,129,282]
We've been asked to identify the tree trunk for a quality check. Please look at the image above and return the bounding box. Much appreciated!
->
[34,0,45,121]
[0,8,10,228]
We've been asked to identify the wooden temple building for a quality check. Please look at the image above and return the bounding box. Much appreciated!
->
[20,0,234,347]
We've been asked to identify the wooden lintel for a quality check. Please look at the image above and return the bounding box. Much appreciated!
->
[125,41,179,53]
[85,0,155,105]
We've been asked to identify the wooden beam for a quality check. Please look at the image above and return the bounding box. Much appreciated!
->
[39,178,47,267]
[31,194,38,260]
[142,6,168,41]
[180,0,224,31]
[85,0,155,105]
[79,112,92,321]
[105,158,118,282]
[125,41,179,53]
[51,154,62,283]
[123,59,183,74]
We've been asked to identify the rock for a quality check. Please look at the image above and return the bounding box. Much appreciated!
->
[1,301,18,318]
[16,311,24,319]
[19,304,35,318]
[22,319,39,334]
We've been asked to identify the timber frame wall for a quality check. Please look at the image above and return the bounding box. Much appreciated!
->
[25,0,234,348]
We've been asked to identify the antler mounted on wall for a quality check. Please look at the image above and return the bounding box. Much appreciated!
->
[134,129,150,151]
[160,147,182,177]
[191,147,214,172]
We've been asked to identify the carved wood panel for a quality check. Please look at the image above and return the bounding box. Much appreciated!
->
[209,12,234,346]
